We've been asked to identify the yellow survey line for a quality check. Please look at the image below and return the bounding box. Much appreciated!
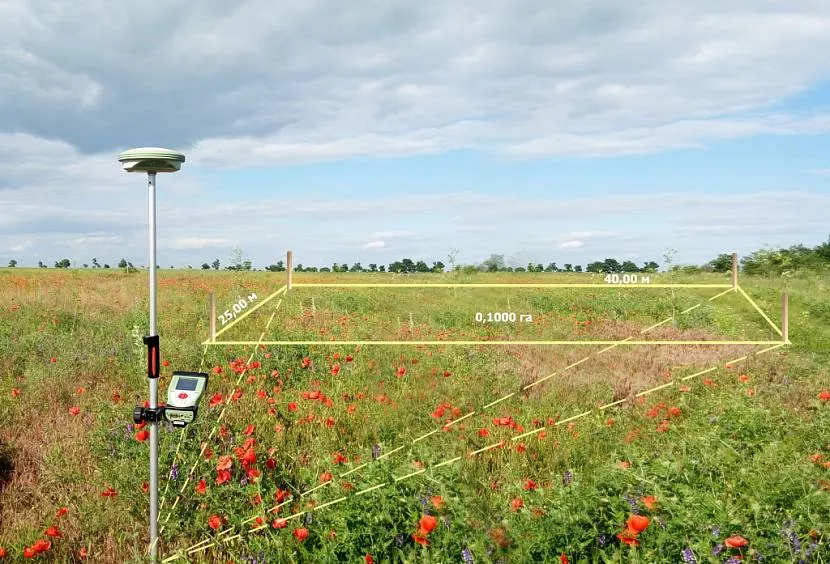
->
[639,317,673,333]
[291,283,731,288]
[208,285,287,342]
[708,288,734,301]
[208,340,783,346]
[736,286,783,336]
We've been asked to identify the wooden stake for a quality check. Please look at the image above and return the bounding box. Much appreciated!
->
[782,292,789,343]
[731,252,738,291]
[287,250,293,290]
[209,292,216,342]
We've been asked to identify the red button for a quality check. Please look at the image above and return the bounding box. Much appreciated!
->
[178,392,189,399]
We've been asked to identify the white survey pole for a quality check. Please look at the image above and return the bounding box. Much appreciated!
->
[118,148,185,562]
[147,170,159,560]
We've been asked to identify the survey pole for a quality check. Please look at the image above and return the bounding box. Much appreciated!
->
[118,148,186,562]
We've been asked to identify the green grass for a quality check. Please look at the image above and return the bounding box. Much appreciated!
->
[0,269,827,562]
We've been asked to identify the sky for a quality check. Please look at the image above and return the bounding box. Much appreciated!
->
[1,0,829,270]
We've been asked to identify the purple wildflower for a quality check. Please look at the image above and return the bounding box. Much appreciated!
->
[170,463,179,481]
[372,443,381,460]
[461,547,474,563]
[711,525,721,537]
[562,470,573,486]
[712,544,724,556]
[681,547,697,563]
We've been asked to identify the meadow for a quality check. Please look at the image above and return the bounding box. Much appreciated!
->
[0,268,828,563]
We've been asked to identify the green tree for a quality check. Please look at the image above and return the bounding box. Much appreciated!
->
[431,261,445,273]
[201,263,210,269]
[585,261,604,273]
[574,265,583,272]
[602,258,622,273]
[118,258,128,268]
[38,261,45,268]
[212,259,220,270]
[8,259,16,267]
[563,264,573,272]
[368,263,378,272]
[55,259,70,268]
[642,261,659,273]
[621,260,640,272]
[707,253,733,273]
[92,258,100,268]
[350,263,363,272]
[482,254,505,272]
[378,265,386,272]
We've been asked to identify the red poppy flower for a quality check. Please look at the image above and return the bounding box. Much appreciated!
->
[162,360,170,367]
[724,535,748,548]
[135,429,150,442]
[216,470,231,485]
[331,364,341,376]
[195,479,207,495]
[272,518,288,529]
[364,555,373,564]
[293,528,309,541]
[68,406,80,416]
[626,515,650,533]
[412,534,429,546]
[101,486,117,497]
[418,515,438,535]
[560,554,569,564]
[523,479,537,491]
[641,495,657,510]
[209,393,223,408]
[23,547,37,558]
[79,547,88,559]
[208,515,222,530]
[216,455,233,471]
[55,507,68,518]
[617,530,639,546]
[0,547,6,558]
[44,526,61,538]
[510,498,524,511]
[819,390,830,402]
[396,366,406,377]
[430,495,444,509]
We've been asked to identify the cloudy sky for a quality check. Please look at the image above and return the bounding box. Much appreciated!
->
[2,0,829,269]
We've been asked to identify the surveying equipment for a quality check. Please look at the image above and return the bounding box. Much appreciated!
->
[118,147,190,561]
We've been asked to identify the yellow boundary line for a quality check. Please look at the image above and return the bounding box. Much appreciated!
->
[291,283,731,288]
[736,285,783,337]
[207,340,783,346]
[163,340,787,561]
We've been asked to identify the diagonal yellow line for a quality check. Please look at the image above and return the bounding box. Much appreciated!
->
[736,286,783,336]
[640,317,673,333]
[708,288,734,301]
[208,286,287,342]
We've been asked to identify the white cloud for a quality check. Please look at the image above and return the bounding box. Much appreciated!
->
[1,1,830,161]
[167,237,230,250]
[559,240,584,249]
[370,230,416,239]
[363,240,386,249]
[809,168,830,176]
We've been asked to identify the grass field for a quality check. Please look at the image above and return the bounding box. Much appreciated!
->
[1,268,828,563]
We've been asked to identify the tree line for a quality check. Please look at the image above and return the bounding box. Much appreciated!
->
[6,236,830,275]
